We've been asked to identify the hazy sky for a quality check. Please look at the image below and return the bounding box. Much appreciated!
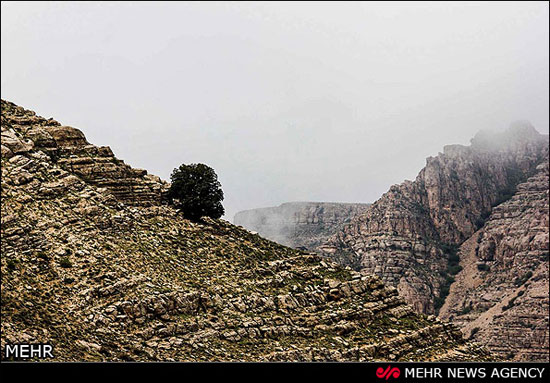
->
[2,2,549,220]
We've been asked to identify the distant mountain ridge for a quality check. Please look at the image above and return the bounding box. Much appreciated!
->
[234,202,370,250]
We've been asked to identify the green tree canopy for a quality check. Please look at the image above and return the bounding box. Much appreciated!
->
[168,163,224,221]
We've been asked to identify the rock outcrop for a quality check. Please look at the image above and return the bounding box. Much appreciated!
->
[319,125,548,316]
[234,202,370,250]
[1,99,490,361]
[439,158,549,361]
[1,100,167,207]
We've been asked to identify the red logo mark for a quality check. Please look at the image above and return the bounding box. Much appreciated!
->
[376,366,401,380]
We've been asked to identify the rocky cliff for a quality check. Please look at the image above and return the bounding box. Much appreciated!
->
[439,158,549,361]
[1,100,167,207]
[234,202,370,250]
[0,100,490,361]
[319,124,548,316]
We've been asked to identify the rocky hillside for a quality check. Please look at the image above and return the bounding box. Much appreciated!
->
[234,202,370,251]
[319,125,548,316]
[439,158,549,361]
[0,99,490,361]
[1,101,167,207]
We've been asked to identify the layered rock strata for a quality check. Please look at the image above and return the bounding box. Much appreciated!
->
[319,125,549,315]
[1,99,490,361]
[1,100,167,207]
[440,158,549,361]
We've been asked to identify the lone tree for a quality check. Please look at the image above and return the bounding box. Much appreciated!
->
[168,163,225,220]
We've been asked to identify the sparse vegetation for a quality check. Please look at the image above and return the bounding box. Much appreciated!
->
[7,259,17,270]
[502,295,519,311]
[59,257,72,268]
[514,271,533,286]
[434,243,462,314]
[477,263,490,272]
[3,98,529,362]
[460,304,472,315]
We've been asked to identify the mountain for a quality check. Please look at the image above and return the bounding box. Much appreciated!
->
[234,202,370,250]
[0,100,490,361]
[317,124,548,361]
[319,125,548,314]
[439,158,549,361]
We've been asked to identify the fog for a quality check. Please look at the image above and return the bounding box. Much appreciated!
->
[2,2,548,220]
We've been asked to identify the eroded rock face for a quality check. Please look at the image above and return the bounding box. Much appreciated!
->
[319,125,549,315]
[0,99,490,361]
[1,100,167,206]
[234,202,370,250]
[439,158,549,361]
